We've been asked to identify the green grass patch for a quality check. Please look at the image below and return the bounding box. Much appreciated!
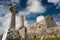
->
[46,38,60,40]
[21,38,40,40]
[21,38,60,40]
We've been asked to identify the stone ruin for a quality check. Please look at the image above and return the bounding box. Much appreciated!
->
[19,15,60,38]
[45,15,57,28]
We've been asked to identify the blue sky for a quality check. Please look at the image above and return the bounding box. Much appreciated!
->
[0,0,60,34]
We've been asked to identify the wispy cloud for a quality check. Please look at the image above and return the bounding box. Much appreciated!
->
[47,0,60,26]
[56,22,60,26]
[11,0,20,4]
[26,0,46,13]
[48,0,60,9]
[56,2,60,8]
[48,0,60,4]
[20,0,46,14]
[0,5,9,16]
[0,13,11,34]
[52,13,60,25]
[0,5,11,34]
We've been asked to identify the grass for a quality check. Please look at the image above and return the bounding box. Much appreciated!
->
[21,38,60,40]
[46,38,60,40]
[21,38,40,40]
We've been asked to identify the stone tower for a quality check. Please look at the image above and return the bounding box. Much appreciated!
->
[5,3,20,40]
[9,2,18,28]
[19,14,27,40]
[20,14,24,27]
[19,14,25,38]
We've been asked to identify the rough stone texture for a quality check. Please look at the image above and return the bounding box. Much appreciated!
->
[45,15,57,28]
[19,27,25,38]
[27,19,47,38]
[9,4,18,14]
[19,27,27,39]
[19,15,60,38]
[6,28,20,40]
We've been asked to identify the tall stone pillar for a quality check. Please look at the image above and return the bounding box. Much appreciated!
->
[10,13,15,28]
[5,3,20,40]
[9,2,18,28]
[19,14,27,40]
[20,14,24,27]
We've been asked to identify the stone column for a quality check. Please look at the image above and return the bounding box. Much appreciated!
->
[5,3,20,40]
[20,14,24,27]
[19,14,28,40]
[9,2,18,28]
[10,13,15,28]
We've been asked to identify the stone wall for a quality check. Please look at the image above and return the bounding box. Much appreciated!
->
[19,16,60,38]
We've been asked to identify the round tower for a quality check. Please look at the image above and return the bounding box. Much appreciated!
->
[20,14,24,27]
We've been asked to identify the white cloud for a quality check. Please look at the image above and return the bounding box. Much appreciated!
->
[24,20,29,27]
[11,0,20,3]
[16,16,20,29]
[25,0,46,13]
[56,2,60,8]
[48,0,60,4]
[3,13,11,29]
[0,13,11,34]
[0,5,9,16]
[18,11,30,16]
[52,14,60,26]
[56,22,60,26]
[0,5,10,34]
[36,15,45,22]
